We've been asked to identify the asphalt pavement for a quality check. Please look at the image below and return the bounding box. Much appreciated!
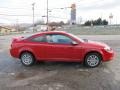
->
[0,33,120,90]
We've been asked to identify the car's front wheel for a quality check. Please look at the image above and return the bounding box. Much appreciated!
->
[84,53,102,68]
[20,52,35,66]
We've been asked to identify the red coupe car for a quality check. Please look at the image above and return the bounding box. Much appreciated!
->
[10,31,114,68]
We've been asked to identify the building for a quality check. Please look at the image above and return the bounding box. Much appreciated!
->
[0,26,16,35]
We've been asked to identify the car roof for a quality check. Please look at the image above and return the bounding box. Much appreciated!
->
[36,31,67,35]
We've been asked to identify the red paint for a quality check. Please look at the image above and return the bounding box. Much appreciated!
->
[10,31,114,63]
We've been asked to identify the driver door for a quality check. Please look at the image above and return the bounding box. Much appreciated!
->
[44,34,83,61]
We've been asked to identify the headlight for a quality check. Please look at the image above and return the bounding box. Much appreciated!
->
[104,46,112,52]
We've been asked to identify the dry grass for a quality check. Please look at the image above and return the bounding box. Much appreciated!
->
[62,25,120,35]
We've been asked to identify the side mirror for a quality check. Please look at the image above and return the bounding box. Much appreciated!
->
[21,36,24,38]
[83,39,88,42]
[71,41,78,45]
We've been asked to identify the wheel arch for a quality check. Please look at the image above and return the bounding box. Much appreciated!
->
[19,50,36,60]
[84,50,103,61]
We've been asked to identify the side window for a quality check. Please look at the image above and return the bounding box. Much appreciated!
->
[46,34,73,44]
[46,35,53,43]
[31,35,47,42]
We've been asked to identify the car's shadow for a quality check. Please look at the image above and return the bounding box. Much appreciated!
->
[34,61,84,71]
[19,60,108,73]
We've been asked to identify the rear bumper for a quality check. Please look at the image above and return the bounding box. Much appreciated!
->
[10,48,19,58]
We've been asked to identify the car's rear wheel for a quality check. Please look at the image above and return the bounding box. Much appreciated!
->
[20,52,35,66]
[84,53,102,68]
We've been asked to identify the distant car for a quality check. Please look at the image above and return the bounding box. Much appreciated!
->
[10,31,114,68]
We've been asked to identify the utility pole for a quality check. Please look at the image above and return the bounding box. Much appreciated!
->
[47,0,48,24]
[32,3,35,32]
[16,18,19,31]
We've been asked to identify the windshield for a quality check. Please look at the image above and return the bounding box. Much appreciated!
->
[68,33,84,42]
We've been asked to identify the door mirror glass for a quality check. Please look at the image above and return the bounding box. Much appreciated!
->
[71,41,78,45]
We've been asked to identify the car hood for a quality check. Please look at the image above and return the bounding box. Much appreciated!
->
[83,40,108,48]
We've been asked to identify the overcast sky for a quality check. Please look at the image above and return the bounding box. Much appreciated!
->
[0,0,120,24]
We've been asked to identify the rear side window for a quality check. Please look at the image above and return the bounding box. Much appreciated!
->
[31,35,47,42]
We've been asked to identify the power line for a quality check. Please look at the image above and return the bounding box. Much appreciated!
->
[0,6,46,11]
[0,6,30,10]
[0,17,16,21]
[0,14,32,16]
[0,13,42,17]
[0,13,68,19]
[49,7,71,10]
[45,16,68,19]
[0,5,71,14]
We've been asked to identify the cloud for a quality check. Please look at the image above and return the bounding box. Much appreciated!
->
[77,0,120,11]
[0,0,120,24]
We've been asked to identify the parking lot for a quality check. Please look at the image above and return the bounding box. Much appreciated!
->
[0,33,120,90]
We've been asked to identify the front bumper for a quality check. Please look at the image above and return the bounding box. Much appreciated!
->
[102,50,115,62]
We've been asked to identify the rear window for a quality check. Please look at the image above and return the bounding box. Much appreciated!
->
[31,35,47,42]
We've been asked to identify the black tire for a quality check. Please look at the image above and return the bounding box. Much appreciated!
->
[84,53,102,68]
[20,52,35,66]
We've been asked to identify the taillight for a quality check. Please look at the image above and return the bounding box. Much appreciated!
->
[12,38,17,43]
[11,38,17,48]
